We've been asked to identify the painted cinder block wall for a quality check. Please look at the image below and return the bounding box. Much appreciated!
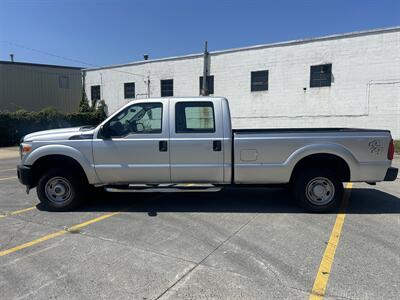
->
[84,27,400,138]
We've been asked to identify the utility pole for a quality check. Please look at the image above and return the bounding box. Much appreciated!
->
[201,41,209,96]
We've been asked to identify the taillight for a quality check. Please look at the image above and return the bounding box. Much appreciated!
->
[388,139,394,160]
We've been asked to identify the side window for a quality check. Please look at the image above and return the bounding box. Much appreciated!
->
[251,70,268,91]
[161,79,173,97]
[59,75,69,89]
[310,64,332,88]
[107,102,162,137]
[175,102,215,133]
[91,85,101,101]
[124,82,135,99]
[199,76,214,95]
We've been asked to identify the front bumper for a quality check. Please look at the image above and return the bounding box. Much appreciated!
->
[17,165,34,186]
[384,167,398,181]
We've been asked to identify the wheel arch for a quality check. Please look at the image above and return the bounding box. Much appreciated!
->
[24,144,99,186]
[30,154,89,188]
[290,153,351,183]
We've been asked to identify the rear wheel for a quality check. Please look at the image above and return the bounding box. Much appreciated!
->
[291,168,343,213]
[37,168,84,211]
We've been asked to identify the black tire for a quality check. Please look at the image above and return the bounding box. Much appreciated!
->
[291,167,344,213]
[37,168,84,211]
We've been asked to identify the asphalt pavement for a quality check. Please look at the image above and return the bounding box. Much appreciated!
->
[0,155,399,299]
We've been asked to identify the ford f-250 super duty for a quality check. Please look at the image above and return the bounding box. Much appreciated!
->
[17,97,398,212]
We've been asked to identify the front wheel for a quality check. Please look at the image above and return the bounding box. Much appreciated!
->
[291,168,344,213]
[37,168,84,211]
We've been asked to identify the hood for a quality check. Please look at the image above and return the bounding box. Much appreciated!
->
[23,126,95,142]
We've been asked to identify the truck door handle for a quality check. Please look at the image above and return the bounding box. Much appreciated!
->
[213,140,222,151]
[159,140,168,152]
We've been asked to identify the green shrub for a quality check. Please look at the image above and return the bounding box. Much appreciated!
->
[0,107,106,147]
[395,140,400,154]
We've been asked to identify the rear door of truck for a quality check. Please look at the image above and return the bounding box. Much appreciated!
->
[169,98,225,183]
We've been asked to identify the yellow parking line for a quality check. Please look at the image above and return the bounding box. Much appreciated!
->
[0,206,36,219]
[309,183,353,300]
[0,211,121,257]
[0,176,18,181]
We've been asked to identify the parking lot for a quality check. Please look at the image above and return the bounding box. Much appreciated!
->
[0,150,399,299]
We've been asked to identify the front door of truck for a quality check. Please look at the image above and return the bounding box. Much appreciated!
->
[169,99,224,183]
[92,100,170,183]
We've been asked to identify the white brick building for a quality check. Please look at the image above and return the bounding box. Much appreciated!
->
[84,27,400,138]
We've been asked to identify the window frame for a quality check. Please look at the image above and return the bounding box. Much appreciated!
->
[91,85,101,101]
[124,82,136,99]
[251,70,269,92]
[160,79,174,97]
[59,75,69,89]
[310,64,332,88]
[175,101,216,134]
[199,75,214,95]
[106,102,163,138]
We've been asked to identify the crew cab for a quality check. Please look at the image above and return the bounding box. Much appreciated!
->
[17,97,398,212]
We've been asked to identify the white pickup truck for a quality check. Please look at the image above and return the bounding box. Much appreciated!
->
[17,97,397,212]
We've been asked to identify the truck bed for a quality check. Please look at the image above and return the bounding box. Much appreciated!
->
[232,127,392,184]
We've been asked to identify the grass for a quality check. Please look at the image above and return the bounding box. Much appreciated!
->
[395,140,400,154]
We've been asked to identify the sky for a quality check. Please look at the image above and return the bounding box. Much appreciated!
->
[0,0,399,68]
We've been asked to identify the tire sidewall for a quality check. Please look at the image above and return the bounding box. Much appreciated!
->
[293,168,344,213]
[37,168,83,211]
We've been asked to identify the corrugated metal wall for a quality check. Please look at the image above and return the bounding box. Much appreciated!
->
[0,63,82,112]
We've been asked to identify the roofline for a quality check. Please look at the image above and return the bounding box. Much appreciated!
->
[84,26,400,72]
[0,60,82,70]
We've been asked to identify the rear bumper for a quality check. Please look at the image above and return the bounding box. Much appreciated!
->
[17,165,34,187]
[384,167,398,181]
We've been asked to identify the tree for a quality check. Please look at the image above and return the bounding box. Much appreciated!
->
[78,88,92,112]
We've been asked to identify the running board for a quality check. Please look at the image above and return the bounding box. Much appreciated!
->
[105,184,221,193]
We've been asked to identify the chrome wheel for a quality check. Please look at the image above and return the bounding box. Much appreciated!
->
[305,177,335,206]
[45,177,73,205]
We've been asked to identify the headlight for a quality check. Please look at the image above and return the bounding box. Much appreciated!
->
[20,142,32,158]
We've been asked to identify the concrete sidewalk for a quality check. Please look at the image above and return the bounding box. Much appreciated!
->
[0,147,19,159]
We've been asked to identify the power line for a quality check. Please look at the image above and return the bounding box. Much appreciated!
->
[0,40,147,78]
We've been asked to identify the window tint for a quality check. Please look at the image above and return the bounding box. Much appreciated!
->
[107,102,162,137]
[199,76,214,95]
[251,70,268,91]
[161,79,173,97]
[175,102,215,133]
[124,82,135,99]
[91,85,101,101]
[310,64,332,88]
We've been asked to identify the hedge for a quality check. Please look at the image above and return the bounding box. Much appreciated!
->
[0,107,106,147]
[395,140,400,154]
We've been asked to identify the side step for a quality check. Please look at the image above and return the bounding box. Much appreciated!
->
[105,184,221,193]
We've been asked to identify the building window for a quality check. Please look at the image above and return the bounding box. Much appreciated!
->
[124,82,135,99]
[175,101,215,133]
[251,70,268,92]
[59,75,69,89]
[91,85,101,101]
[161,79,173,97]
[310,64,332,88]
[199,75,214,95]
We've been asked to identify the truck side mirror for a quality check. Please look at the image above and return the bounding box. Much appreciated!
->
[99,125,111,139]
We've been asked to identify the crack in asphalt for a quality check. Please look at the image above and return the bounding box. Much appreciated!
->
[153,213,261,300]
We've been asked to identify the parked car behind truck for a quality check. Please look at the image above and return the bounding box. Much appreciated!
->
[17,97,398,212]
